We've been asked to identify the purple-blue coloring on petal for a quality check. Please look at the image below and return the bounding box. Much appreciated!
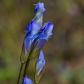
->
[33,2,46,15]
[22,77,33,84]
[36,39,46,51]
[23,21,40,54]
[32,2,46,28]
[36,50,45,75]
[24,21,33,33]
[38,50,44,59]
[24,21,39,34]
[41,22,53,39]
[30,21,39,35]
[32,22,53,51]
[23,33,38,54]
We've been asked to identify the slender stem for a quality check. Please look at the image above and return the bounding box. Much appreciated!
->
[17,63,23,84]
[23,58,30,77]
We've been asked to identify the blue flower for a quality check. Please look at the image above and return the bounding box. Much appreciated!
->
[34,2,45,14]
[35,50,45,83]
[23,21,39,54]
[24,21,39,34]
[32,2,46,28]
[22,77,33,84]
[21,2,54,61]
[36,50,45,74]
[33,22,53,51]
[20,21,39,63]
[40,22,53,40]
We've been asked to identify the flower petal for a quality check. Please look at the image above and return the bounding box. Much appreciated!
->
[35,50,45,83]
[32,2,46,28]
[38,50,44,59]
[21,21,39,63]
[24,21,39,34]
[22,77,33,84]
[33,2,46,16]
[20,34,38,63]
[41,22,53,39]
[24,21,33,33]
[36,39,46,51]
[32,22,53,51]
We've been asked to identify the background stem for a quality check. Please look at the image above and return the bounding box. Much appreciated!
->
[17,63,23,84]
[23,58,30,77]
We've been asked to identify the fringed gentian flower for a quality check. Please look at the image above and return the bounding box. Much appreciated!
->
[35,22,54,51]
[17,2,54,84]
[35,50,45,83]
[31,22,53,54]
[32,2,46,28]
[21,2,46,63]
[20,2,53,61]
[22,77,33,84]
[26,2,53,59]
[24,21,39,53]
[21,21,39,63]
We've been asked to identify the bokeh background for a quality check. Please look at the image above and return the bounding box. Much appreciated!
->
[0,0,84,84]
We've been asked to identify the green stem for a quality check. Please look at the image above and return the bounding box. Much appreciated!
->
[23,58,30,77]
[17,63,23,84]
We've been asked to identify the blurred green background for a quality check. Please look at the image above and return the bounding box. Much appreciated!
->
[0,0,84,84]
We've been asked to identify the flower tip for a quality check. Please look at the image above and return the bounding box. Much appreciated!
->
[40,22,53,40]
[22,77,33,84]
[33,2,42,5]
[33,4,36,6]
[36,50,45,76]
[43,8,46,12]
[38,50,44,59]
[47,22,54,26]
[36,50,45,77]
[34,2,46,12]
[38,2,42,4]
